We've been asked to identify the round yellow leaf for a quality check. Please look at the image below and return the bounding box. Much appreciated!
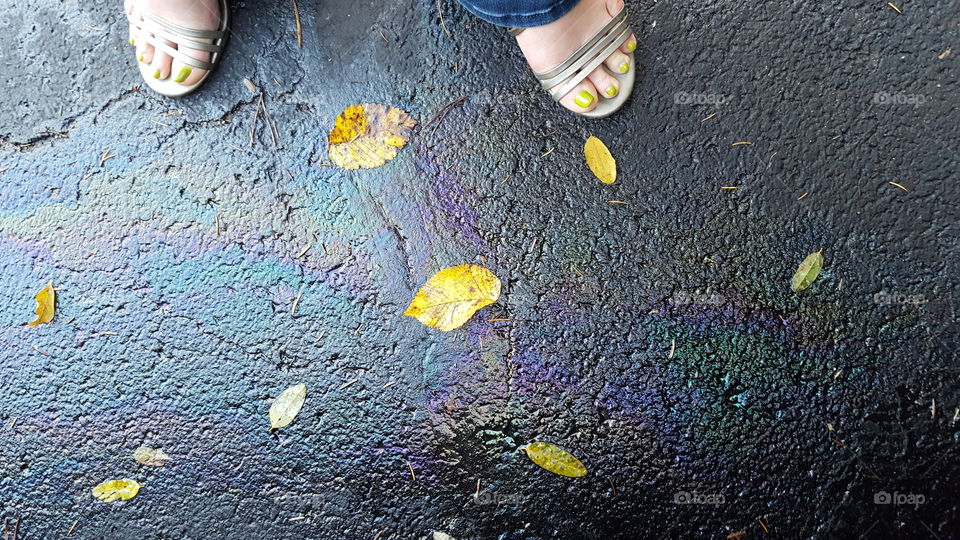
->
[403,265,501,332]
[327,103,416,170]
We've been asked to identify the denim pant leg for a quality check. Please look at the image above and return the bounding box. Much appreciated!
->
[456,0,580,28]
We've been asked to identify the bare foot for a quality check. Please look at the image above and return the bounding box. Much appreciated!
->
[515,0,637,114]
[125,0,221,86]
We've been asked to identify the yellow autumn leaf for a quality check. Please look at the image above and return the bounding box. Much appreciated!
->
[521,441,587,478]
[328,103,416,170]
[269,383,307,429]
[92,478,141,502]
[27,282,55,327]
[133,446,171,467]
[403,265,501,332]
[584,136,616,184]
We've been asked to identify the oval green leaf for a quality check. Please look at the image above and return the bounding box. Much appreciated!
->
[269,383,307,429]
[133,446,171,467]
[521,441,587,478]
[92,478,141,502]
[791,249,824,291]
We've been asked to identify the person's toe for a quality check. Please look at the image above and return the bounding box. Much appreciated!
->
[172,44,211,86]
[170,59,193,84]
[605,0,625,16]
[125,2,138,46]
[171,58,206,85]
[587,66,619,99]
[559,80,599,113]
[136,37,154,65]
[134,14,154,65]
[150,40,175,80]
[602,0,635,55]
[603,49,631,76]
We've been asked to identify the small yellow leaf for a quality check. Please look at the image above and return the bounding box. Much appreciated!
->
[269,383,307,429]
[403,265,501,332]
[328,103,416,170]
[28,282,55,327]
[91,479,141,502]
[791,249,825,292]
[133,446,171,467]
[584,136,616,184]
[521,441,587,478]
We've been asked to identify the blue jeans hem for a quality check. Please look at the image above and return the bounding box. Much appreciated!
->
[458,0,580,28]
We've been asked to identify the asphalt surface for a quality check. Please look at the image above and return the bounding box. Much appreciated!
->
[1,0,958,538]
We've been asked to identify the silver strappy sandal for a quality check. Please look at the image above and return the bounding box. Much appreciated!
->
[127,0,230,97]
[511,8,635,118]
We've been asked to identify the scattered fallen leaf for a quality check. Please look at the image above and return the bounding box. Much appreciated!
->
[403,265,501,331]
[327,103,416,170]
[583,136,616,184]
[269,383,307,429]
[28,282,55,327]
[521,441,587,478]
[433,532,457,540]
[91,479,141,502]
[133,446,171,467]
[938,49,951,60]
[791,249,824,292]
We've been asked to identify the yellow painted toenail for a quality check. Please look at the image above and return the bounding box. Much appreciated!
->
[619,62,630,73]
[627,41,636,51]
[573,90,594,108]
[138,54,145,63]
[129,38,135,45]
[606,85,618,97]
[152,69,161,79]
[174,66,192,83]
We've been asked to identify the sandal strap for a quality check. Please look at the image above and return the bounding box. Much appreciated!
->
[528,10,632,101]
[131,19,222,53]
[138,6,226,40]
[128,4,227,71]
